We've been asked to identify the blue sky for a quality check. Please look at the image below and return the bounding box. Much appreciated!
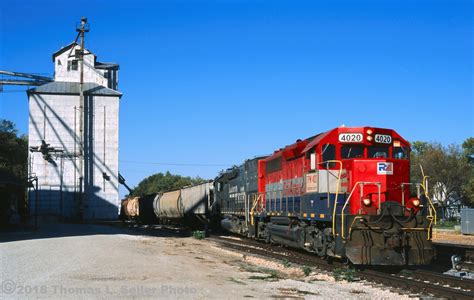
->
[0,0,472,195]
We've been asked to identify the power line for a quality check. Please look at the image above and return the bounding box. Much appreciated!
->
[0,89,28,93]
[119,160,230,167]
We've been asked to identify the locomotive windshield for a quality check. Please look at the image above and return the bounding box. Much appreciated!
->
[368,146,388,158]
[393,146,409,159]
[341,145,364,159]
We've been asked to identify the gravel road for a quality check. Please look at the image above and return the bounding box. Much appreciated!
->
[0,222,411,299]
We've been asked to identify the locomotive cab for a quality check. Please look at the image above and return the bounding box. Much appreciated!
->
[255,126,435,266]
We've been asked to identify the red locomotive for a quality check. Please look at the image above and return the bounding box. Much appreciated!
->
[217,126,435,265]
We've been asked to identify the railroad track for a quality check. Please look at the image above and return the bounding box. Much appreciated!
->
[209,235,474,300]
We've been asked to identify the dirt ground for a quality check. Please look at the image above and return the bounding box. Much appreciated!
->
[433,229,474,246]
[0,223,415,299]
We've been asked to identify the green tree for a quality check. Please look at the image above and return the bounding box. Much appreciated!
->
[410,141,472,215]
[131,171,207,196]
[0,119,28,180]
[461,137,474,206]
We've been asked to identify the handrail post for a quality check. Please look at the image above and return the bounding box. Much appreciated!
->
[377,183,381,214]
[401,183,405,207]
[326,162,330,208]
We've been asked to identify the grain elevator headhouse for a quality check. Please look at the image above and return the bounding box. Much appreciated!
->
[27,19,121,220]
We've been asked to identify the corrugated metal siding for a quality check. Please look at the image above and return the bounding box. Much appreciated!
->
[181,182,211,215]
[461,208,474,235]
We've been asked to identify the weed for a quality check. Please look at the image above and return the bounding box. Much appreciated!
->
[228,277,247,285]
[192,231,205,239]
[244,264,279,281]
[248,275,269,280]
[350,289,365,294]
[301,266,312,276]
[281,259,291,268]
[269,270,278,279]
[333,268,358,282]
[296,289,319,296]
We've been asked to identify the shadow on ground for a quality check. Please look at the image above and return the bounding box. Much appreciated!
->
[0,221,194,244]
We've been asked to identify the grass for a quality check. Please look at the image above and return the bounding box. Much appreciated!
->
[434,220,460,229]
[239,263,280,281]
[248,270,279,281]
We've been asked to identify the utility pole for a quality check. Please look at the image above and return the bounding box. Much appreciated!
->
[76,17,89,220]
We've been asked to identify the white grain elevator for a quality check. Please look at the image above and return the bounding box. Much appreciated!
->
[27,28,121,220]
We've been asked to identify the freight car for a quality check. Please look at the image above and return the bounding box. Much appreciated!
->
[120,182,214,228]
[120,194,158,225]
[215,126,435,265]
[153,182,214,228]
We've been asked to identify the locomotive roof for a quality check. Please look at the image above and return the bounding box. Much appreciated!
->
[265,126,410,161]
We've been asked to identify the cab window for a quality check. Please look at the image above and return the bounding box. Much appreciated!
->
[393,147,408,159]
[341,145,364,159]
[321,144,336,168]
[307,148,316,171]
[368,146,388,158]
[266,156,282,173]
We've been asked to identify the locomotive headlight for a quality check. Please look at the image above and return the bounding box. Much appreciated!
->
[453,255,462,264]
[412,199,420,207]
[367,136,373,141]
[366,129,373,135]
[363,198,371,206]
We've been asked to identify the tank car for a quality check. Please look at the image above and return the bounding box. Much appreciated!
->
[216,126,435,265]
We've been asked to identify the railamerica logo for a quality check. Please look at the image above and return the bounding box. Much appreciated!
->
[377,162,393,175]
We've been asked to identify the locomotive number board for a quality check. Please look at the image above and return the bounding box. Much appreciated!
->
[338,133,363,143]
[374,134,392,144]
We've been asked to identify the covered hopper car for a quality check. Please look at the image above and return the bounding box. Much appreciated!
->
[153,182,214,226]
[120,182,214,227]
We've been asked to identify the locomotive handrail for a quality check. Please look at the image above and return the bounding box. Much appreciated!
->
[341,181,381,239]
[249,193,262,226]
[401,182,418,206]
[420,175,437,240]
[319,160,343,238]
